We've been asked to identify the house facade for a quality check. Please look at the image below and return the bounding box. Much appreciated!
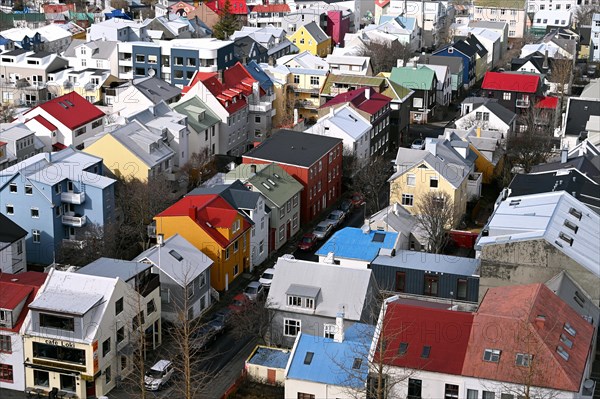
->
[287,22,331,57]
[433,40,477,89]
[390,65,438,124]
[0,214,27,274]
[171,95,221,156]
[0,148,116,266]
[0,123,45,171]
[470,0,527,38]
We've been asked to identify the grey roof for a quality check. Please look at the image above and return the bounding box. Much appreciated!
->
[225,162,303,207]
[233,35,267,59]
[171,95,220,133]
[469,20,508,30]
[188,180,261,210]
[303,21,329,44]
[368,203,427,245]
[564,97,600,137]
[418,54,463,74]
[466,35,488,58]
[134,234,213,287]
[3,49,27,56]
[77,257,152,282]
[63,39,117,59]
[266,256,376,321]
[545,271,600,327]
[244,129,342,168]
[286,283,321,298]
[133,76,181,104]
[30,290,104,315]
[27,51,52,58]
[0,214,27,250]
[373,250,480,276]
[484,101,516,125]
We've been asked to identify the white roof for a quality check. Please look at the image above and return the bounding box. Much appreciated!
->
[277,51,329,70]
[266,257,375,321]
[307,105,371,141]
[1,24,71,42]
[469,27,501,42]
[478,192,600,278]
[325,54,369,67]
[134,234,213,287]
[0,122,35,141]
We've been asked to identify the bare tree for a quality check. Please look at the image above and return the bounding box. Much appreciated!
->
[56,222,120,266]
[229,296,275,345]
[349,156,393,215]
[455,114,491,131]
[0,104,16,123]
[505,109,555,174]
[177,149,217,191]
[548,58,573,115]
[574,5,600,24]
[413,191,454,254]
[357,41,413,75]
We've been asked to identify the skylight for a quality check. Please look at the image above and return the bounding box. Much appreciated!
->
[169,250,183,261]
[569,207,582,220]
[261,182,271,190]
[558,232,574,246]
[560,333,573,348]
[304,352,314,365]
[352,358,362,369]
[563,220,578,234]
[372,232,385,243]
[421,345,431,359]
[564,322,576,337]
[556,345,569,361]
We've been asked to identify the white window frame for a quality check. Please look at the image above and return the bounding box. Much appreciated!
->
[401,194,414,207]
[324,323,336,339]
[407,174,416,186]
[283,318,301,337]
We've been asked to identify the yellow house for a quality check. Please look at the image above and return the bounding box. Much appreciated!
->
[154,194,251,291]
[389,139,482,226]
[83,121,175,182]
[288,21,331,57]
[47,71,113,104]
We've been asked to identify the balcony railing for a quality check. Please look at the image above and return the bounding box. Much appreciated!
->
[516,99,530,108]
[61,191,86,204]
[249,102,273,112]
[62,214,87,227]
[291,84,320,94]
[295,99,319,109]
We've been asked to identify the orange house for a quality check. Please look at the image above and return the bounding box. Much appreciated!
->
[154,194,251,291]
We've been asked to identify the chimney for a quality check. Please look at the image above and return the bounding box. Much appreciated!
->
[476,126,481,138]
[561,146,568,163]
[188,206,196,219]
[329,107,335,117]
[393,202,399,215]
[293,108,299,125]
[543,50,549,70]
[252,80,260,101]
[334,312,345,343]
[365,87,371,100]
[535,315,546,330]
[250,164,257,174]
[397,59,404,67]
[361,219,370,234]
[413,59,417,69]
[425,138,437,157]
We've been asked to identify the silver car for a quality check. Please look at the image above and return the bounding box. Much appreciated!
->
[243,281,264,301]
[326,210,345,228]
[313,221,333,240]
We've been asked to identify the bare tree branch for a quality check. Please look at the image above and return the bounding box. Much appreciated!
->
[357,41,413,75]
[413,191,454,254]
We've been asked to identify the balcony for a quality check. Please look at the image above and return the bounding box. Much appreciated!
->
[249,102,273,113]
[290,84,320,94]
[62,213,87,227]
[61,191,86,204]
[295,99,320,110]
[137,273,160,297]
[62,238,86,249]
[516,98,530,108]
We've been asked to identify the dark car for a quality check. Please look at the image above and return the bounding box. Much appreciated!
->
[339,199,353,215]
[191,311,229,350]
[298,233,317,251]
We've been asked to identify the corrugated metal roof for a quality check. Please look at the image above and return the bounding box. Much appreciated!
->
[316,227,398,262]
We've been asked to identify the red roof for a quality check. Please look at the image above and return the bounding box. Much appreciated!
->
[0,272,46,333]
[52,143,68,151]
[0,271,47,286]
[205,0,247,15]
[536,96,559,109]
[375,300,474,375]
[43,3,74,12]
[24,92,105,131]
[251,3,290,12]
[375,0,390,7]
[0,283,33,310]
[481,72,541,93]
[463,284,594,392]
[27,115,57,131]
[156,194,251,248]
[0,141,6,146]
[321,87,392,115]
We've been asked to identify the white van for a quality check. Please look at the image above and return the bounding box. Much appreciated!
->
[144,359,173,391]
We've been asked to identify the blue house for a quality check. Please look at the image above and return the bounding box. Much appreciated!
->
[371,250,480,302]
[316,227,399,267]
[245,60,274,93]
[284,322,375,398]
[433,39,477,89]
[0,147,116,266]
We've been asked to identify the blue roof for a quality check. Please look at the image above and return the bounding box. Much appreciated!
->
[287,323,374,387]
[247,346,290,369]
[316,227,398,262]
[246,60,273,92]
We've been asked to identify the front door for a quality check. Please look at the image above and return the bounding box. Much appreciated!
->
[86,380,96,397]
[267,369,276,385]
[286,220,291,240]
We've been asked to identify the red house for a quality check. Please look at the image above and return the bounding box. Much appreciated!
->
[481,71,544,114]
[242,130,343,225]
[326,10,352,47]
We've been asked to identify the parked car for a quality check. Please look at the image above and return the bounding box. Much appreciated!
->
[350,193,365,209]
[313,221,334,240]
[229,293,251,313]
[259,268,275,288]
[326,210,345,228]
[411,139,425,150]
[145,360,174,391]
[298,233,318,251]
[243,281,264,301]
[191,311,229,350]
[339,199,353,215]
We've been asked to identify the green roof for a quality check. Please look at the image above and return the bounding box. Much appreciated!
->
[389,66,436,91]
[473,0,525,9]
[69,11,95,22]
[172,96,220,133]
[0,12,46,25]
[226,163,303,208]
[321,74,413,102]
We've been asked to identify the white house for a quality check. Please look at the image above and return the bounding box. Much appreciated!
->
[592,13,600,62]
[62,39,119,76]
[455,99,517,135]
[469,28,502,68]
[325,54,373,76]
[305,105,372,162]
[1,25,72,53]
[87,18,152,42]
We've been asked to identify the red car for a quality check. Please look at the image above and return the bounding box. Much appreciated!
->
[297,233,317,251]
[350,193,365,209]
[228,293,251,313]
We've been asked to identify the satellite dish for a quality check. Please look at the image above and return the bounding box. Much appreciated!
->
[148,68,156,77]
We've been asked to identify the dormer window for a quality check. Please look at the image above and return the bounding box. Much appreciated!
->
[232,219,240,233]
[286,295,315,309]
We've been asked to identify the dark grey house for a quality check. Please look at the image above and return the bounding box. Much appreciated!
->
[266,256,380,348]
[370,250,480,302]
[134,234,213,323]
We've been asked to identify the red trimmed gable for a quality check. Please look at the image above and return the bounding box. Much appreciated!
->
[206,0,247,15]
[482,72,541,94]
[536,96,559,109]
[0,283,33,310]
[321,87,392,115]
[25,92,105,131]
[0,272,46,333]
[375,300,474,375]
[251,3,290,13]
[28,115,57,132]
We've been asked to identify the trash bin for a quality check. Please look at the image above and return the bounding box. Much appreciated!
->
[49,387,58,399]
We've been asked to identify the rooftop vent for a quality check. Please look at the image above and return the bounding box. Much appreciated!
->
[169,249,183,261]
[563,220,578,234]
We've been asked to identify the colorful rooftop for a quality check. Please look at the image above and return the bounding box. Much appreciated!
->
[320,87,392,115]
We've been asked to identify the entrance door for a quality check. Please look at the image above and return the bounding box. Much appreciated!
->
[86,380,96,397]
[286,220,291,240]
[267,369,276,385]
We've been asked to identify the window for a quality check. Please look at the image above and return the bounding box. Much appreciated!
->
[188,281,195,299]
[147,299,156,315]
[9,183,16,193]
[25,185,33,195]
[564,322,576,336]
[407,174,416,186]
[500,395,514,399]
[225,247,230,260]
[398,342,408,355]
[445,384,459,399]
[117,326,125,344]
[503,92,511,100]
[288,295,302,307]
[413,97,423,108]
[482,392,495,399]
[424,274,439,296]
[557,345,570,360]
[0,335,11,353]
[297,394,315,399]
[429,176,439,188]
[457,279,468,300]
[293,194,299,207]
[408,378,422,399]
[5,205,13,215]
[292,213,299,229]
[324,323,336,339]
[34,370,49,387]
[105,365,112,384]
[401,194,414,206]
[0,364,13,383]
[515,353,533,366]
[102,337,111,357]
[233,264,239,276]
[135,68,145,76]
[284,318,301,336]
[483,349,501,362]
[135,54,145,62]
[293,75,300,84]
[175,57,184,65]
[40,313,74,331]
[32,229,40,243]
[234,240,239,253]
[115,298,123,315]
[467,389,479,399]
[310,76,319,85]
[421,345,431,358]
[395,272,406,292]
[279,225,285,242]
